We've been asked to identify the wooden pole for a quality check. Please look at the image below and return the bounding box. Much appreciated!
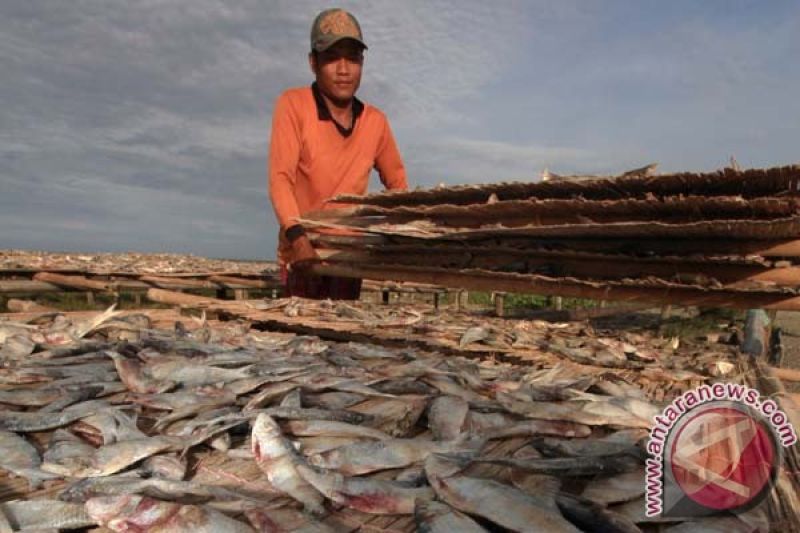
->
[494,292,506,317]
[769,367,800,383]
[33,272,115,292]
[6,299,57,313]
[208,275,276,289]
[0,280,63,293]
[147,288,225,307]
[139,275,218,289]
[458,290,469,310]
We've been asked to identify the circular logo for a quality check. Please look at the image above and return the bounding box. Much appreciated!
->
[667,402,779,513]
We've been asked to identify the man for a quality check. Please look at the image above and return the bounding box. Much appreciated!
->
[269,8,407,300]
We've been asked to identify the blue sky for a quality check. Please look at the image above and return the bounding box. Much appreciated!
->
[1,0,798,259]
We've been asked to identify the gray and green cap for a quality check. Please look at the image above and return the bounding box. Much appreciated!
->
[310,8,367,52]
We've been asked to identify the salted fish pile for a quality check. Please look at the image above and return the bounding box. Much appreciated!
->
[0,306,768,531]
[0,249,277,275]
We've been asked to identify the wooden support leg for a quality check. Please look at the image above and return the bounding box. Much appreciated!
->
[495,292,505,317]
[234,289,248,301]
[134,292,143,306]
[742,309,771,359]
[86,292,95,306]
[660,304,672,321]
[458,290,469,311]
[271,289,277,299]
[553,296,563,311]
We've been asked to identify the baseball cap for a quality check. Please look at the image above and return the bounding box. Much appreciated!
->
[310,8,367,52]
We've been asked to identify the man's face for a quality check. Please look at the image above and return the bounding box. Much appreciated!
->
[310,39,364,105]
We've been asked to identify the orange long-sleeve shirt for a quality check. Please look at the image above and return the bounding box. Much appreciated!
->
[269,84,407,263]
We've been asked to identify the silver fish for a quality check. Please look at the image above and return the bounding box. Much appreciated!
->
[0,399,106,432]
[474,450,644,477]
[42,435,178,477]
[414,499,488,533]
[86,494,254,532]
[556,493,643,533]
[309,436,484,475]
[245,507,338,533]
[251,414,325,515]
[459,326,491,347]
[304,392,366,410]
[425,455,580,532]
[60,474,265,504]
[243,382,299,411]
[535,429,648,457]
[488,419,592,440]
[0,429,60,488]
[139,453,187,481]
[284,420,391,441]
[428,395,469,441]
[296,463,434,515]
[146,358,253,387]
[581,468,647,504]
[106,350,174,394]
[0,500,95,530]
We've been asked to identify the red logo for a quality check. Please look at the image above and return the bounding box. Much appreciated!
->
[667,403,778,512]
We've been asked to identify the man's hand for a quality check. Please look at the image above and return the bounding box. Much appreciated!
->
[289,234,319,270]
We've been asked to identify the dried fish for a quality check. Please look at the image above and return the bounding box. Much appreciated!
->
[42,435,178,477]
[0,291,768,532]
[459,326,491,347]
[60,474,265,504]
[309,436,484,475]
[245,507,338,533]
[0,500,95,530]
[0,399,107,432]
[0,429,60,488]
[86,494,254,532]
[427,395,469,441]
[556,493,643,533]
[414,499,488,532]
[424,454,580,532]
[488,419,592,439]
[473,449,644,476]
[284,420,391,441]
[107,350,175,394]
[251,414,325,515]
[296,463,435,514]
[581,468,647,504]
[535,429,648,457]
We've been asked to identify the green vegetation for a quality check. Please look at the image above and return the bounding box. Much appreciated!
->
[466,291,600,310]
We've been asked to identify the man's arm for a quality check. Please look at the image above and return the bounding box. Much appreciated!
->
[374,117,408,191]
[268,94,318,265]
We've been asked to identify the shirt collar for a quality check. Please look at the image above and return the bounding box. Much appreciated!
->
[311,82,363,137]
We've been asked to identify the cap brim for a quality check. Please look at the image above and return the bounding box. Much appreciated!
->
[313,35,368,52]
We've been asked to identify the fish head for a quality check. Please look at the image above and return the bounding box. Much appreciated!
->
[251,413,282,459]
